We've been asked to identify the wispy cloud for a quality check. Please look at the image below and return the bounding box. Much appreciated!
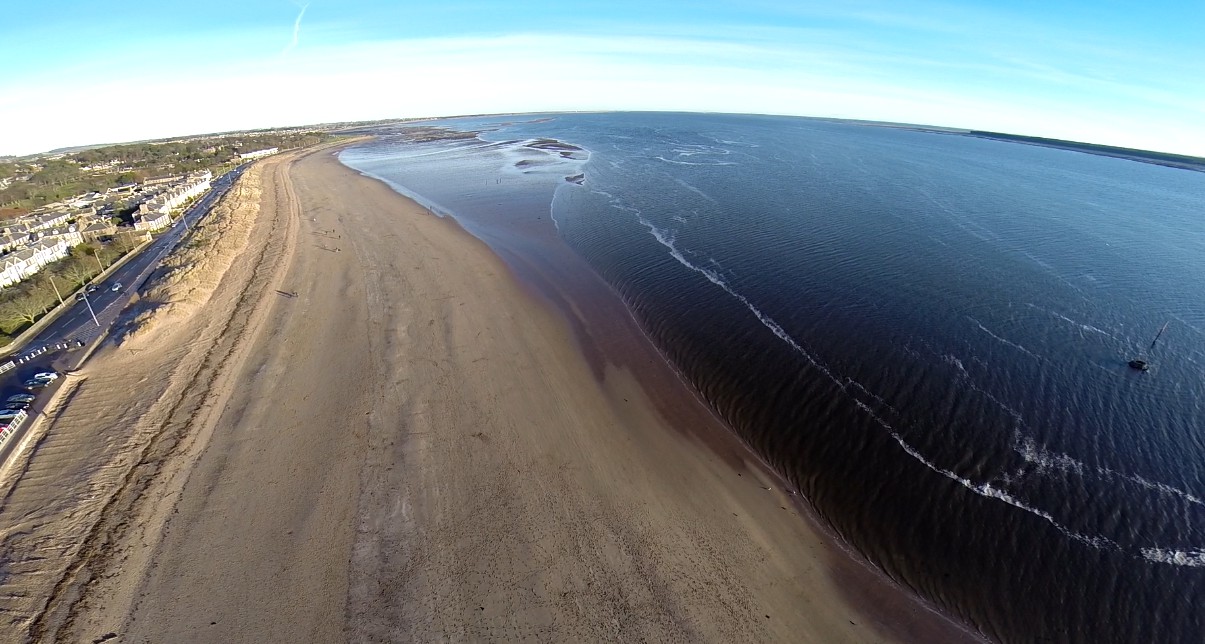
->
[282,3,309,56]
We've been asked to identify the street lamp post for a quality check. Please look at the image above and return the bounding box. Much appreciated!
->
[80,292,100,327]
[47,275,64,306]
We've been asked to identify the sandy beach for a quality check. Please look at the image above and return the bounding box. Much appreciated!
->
[0,144,978,642]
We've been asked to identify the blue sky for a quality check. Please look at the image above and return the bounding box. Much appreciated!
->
[1,0,1201,156]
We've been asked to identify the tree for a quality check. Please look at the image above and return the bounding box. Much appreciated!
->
[29,159,80,188]
[112,231,137,253]
[37,274,65,306]
[0,286,55,331]
[95,245,119,267]
[62,259,94,287]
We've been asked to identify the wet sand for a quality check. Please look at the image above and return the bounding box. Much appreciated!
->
[0,144,979,642]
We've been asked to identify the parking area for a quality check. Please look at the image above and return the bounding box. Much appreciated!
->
[0,365,66,464]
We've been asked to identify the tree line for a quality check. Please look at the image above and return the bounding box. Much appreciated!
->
[0,237,139,344]
[1,131,330,213]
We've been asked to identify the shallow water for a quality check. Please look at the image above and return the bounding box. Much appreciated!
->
[340,113,1205,643]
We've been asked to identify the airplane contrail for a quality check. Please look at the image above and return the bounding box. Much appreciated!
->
[283,3,309,55]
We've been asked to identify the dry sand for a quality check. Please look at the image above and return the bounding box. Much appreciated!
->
[0,144,979,642]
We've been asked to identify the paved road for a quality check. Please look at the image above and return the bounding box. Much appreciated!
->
[0,165,247,464]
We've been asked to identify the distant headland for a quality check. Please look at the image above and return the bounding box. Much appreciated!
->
[962,130,1205,173]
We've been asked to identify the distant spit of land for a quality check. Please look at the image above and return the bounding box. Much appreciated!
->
[963,130,1205,173]
[828,117,1205,173]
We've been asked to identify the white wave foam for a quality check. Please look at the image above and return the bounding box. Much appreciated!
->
[1016,436,1087,477]
[851,397,1114,550]
[1107,468,1205,509]
[1141,547,1205,567]
[1025,304,1114,339]
[1016,429,1205,511]
[673,178,718,204]
[968,317,1042,360]
[977,484,1116,549]
[632,212,840,384]
[845,378,898,414]
[942,353,968,377]
[631,208,1114,549]
[653,156,738,166]
[713,138,759,148]
[1054,313,1111,338]
[623,185,1201,563]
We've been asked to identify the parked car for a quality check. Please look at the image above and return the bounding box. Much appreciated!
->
[86,285,99,293]
[32,371,58,382]
[0,410,24,420]
[111,282,123,292]
[23,379,49,389]
[7,394,35,403]
[5,402,30,411]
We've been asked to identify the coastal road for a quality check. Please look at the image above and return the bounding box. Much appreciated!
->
[0,165,246,465]
[29,165,243,354]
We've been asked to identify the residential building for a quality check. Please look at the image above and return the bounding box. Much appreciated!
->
[138,171,211,216]
[0,236,73,288]
[239,147,278,160]
[37,226,84,249]
[80,220,117,242]
[134,210,172,232]
[29,211,71,232]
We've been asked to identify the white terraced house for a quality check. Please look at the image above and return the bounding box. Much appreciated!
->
[29,210,70,232]
[238,147,278,160]
[0,236,73,288]
[138,171,212,218]
[133,210,172,232]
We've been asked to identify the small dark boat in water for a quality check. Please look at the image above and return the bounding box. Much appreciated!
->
[1129,321,1169,372]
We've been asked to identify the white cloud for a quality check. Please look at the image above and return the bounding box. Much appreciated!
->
[0,32,1201,156]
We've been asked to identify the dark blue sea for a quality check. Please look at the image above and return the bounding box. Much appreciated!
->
[339,112,1205,643]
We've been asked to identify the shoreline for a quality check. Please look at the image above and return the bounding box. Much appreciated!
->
[326,146,980,642]
[4,142,979,641]
[341,135,981,640]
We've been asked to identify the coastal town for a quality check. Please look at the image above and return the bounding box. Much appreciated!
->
[0,144,288,457]
[0,131,325,345]
[0,170,213,289]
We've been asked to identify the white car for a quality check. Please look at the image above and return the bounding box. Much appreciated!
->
[33,371,59,382]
